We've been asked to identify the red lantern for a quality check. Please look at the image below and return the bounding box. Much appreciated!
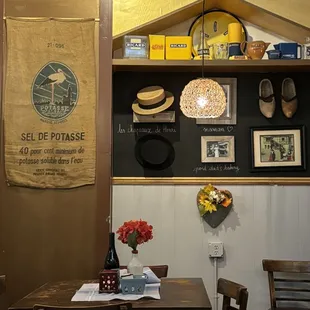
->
[99,269,120,293]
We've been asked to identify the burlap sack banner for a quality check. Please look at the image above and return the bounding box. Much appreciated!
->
[4,19,96,188]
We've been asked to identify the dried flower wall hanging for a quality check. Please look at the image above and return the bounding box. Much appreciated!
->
[197,184,233,228]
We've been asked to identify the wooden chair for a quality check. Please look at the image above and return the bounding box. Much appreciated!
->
[217,278,248,310]
[33,303,132,310]
[262,259,310,309]
[120,265,168,278]
[147,265,168,278]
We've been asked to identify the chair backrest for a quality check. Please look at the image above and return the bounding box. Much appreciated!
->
[33,303,132,310]
[148,265,168,278]
[120,265,168,278]
[217,278,248,310]
[263,259,310,309]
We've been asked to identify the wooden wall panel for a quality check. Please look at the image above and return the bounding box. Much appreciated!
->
[5,0,99,17]
[0,0,112,309]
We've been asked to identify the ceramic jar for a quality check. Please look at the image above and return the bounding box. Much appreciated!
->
[240,41,270,60]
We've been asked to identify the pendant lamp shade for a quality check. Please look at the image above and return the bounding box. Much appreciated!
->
[180,78,227,118]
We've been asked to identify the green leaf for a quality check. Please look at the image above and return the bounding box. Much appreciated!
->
[127,231,138,251]
[198,204,206,216]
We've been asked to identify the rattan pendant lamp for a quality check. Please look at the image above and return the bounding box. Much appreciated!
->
[180,0,227,119]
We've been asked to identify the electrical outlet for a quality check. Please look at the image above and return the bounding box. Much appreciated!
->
[208,241,224,258]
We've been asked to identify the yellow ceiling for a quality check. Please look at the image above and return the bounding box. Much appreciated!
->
[113,0,310,51]
[243,0,310,29]
[113,0,199,36]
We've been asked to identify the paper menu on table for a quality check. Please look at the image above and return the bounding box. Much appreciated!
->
[71,283,161,302]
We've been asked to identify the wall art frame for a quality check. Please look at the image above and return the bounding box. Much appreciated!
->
[201,136,235,163]
[196,77,237,125]
[250,125,306,172]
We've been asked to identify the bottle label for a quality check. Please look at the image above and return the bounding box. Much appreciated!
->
[304,45,310,58]
[198,48,210,56]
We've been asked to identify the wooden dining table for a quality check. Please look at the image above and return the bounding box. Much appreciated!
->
[9,278,212,310]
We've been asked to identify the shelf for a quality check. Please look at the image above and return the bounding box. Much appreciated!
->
[112,177,310,185]
[113,59,310,73]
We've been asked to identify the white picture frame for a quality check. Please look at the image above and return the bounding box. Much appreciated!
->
[201,136,235,163]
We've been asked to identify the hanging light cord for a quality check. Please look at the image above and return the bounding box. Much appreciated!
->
[201,0,205,78]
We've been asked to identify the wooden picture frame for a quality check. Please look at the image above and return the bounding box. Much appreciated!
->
[196,77,237,125]
[201,136,235,163]
[250,125,306,171]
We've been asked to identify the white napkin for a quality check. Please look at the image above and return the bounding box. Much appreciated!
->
[120,267,161,284]
[143,267,161,284]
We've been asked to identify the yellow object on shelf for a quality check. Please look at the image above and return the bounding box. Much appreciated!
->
[228,23,243,43]
[194,45,214,60]
[194,55,213,60]
[149,35,165,60]
[189,10,247,57]
[229,55,248,60]
[166,36,192,60]
[206,33,229,46]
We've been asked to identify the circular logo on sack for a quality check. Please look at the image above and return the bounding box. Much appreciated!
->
[31,62,79,122]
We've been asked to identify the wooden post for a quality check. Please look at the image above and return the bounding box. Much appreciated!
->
[96,0,113,268]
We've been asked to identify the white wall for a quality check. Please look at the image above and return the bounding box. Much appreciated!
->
[113,185,310,310]
[112,19,307,310]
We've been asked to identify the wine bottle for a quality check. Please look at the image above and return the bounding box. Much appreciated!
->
[104,232,120,269]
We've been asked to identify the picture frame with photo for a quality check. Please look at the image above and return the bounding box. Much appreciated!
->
[201,136,235,163]
[196,77,237,125]
[250,125,306,171]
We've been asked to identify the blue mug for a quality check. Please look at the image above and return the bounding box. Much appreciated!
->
[267,50,281,59]
[273,43,302,59]
[228,43,242,57]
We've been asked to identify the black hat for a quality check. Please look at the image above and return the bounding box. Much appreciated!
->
[135,134,175,170]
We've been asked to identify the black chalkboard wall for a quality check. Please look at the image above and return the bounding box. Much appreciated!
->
[113,71,310,178]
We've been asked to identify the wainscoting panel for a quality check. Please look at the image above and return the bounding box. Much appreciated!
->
[112,185,310,310]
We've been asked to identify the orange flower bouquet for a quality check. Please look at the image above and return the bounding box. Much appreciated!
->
[116,219,153,275]
[116,219,153,252]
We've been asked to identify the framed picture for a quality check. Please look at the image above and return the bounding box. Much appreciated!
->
[250,126,306,171]
[201,136,235,163]
[196,77,237,125]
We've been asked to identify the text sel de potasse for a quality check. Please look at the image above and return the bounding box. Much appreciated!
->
[21,132,85,141]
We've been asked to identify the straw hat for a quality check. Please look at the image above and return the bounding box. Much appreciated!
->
[132,86,174,115]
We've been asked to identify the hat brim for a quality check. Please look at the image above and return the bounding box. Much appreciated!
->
[132,91,174,116]
[135,134,175,170]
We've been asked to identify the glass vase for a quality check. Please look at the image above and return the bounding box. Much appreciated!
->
[127,250,143,275]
